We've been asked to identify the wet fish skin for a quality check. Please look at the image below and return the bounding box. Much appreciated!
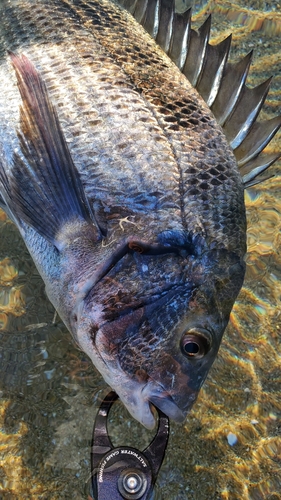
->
[0,0,247,428]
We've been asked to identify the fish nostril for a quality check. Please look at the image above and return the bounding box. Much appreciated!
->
[128,241,145,253]
[181,333,210,359]
[135,368,149,383]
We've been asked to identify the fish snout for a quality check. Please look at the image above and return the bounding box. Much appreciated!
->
[141,379,199,424]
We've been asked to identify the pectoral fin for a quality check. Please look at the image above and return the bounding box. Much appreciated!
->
[0,53,103,248]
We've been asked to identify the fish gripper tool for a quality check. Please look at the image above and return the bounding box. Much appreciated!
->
[91,391,169,499]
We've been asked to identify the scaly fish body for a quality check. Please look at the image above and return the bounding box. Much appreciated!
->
[0,0,278,428]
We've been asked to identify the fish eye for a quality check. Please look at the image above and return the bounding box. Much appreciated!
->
[181,331,210,359]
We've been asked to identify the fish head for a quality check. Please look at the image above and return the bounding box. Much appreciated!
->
[76,235,245,429]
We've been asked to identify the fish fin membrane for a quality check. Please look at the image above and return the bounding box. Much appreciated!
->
[0,159,20,225]
[119,0,281,186]
[0,53,101,244]
[0,192,6,210]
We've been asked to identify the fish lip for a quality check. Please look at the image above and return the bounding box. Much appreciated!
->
[142,380,186,423]
[110,379,186,429]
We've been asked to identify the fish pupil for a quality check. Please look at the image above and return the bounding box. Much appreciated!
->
[184,341,199,355]
[181,333,210,359]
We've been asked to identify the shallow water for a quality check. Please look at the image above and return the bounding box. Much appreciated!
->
[0,1,281,499]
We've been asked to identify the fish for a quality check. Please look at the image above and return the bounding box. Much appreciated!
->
[0,0,280,429]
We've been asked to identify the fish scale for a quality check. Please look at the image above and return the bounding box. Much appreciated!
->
[1,1,190,237]
[0,0,279,429]
[0,0,245,251]
[67,0,245,250]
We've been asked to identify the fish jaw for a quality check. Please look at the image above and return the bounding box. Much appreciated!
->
[75,310,156,429]
[78,304,214,429]
[75,296,212,428]
[75,300,188,428]
[110,379,187,429]
[80,338,187,430]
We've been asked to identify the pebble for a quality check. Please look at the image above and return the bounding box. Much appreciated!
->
[269,412,277,421]
[227,432,238,446]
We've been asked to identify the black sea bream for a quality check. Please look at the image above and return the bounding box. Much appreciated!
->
[0,0,280,428]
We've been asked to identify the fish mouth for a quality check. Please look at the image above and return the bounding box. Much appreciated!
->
[142,380,186,424]
[113,378,186,429]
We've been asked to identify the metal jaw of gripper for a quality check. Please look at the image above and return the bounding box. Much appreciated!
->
[91,391,169,499]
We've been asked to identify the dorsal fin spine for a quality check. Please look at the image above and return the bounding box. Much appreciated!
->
[142,0,159,38]
[201,35,232,108]
[212,52,253,126]
[118,0,281,187]
[183,15,211,87]
[168,9,191,70]
[133,0,148,24]
[156,0,175,53]
[235,116,281,167]
[226,76,273,149]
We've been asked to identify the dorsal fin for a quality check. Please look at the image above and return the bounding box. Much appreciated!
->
[117,0,281,188]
